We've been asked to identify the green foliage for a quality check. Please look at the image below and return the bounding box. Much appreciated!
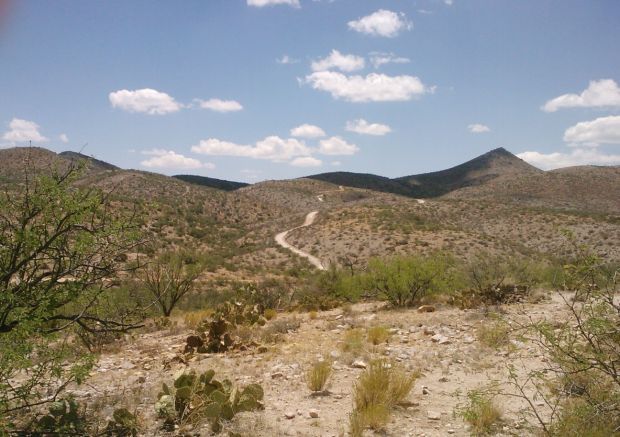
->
[105,408,140,436]
[364,253,455,307]
[0,164,140,418]
[155,369,264,432]
[34,398,87,434]
[457,390,502,436]
[506,239,620,436]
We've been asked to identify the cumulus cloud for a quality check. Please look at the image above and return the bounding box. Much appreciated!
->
[311,50,365,72]
[192,136,311,162]
[318,136,359,155]
[2,118,48,143]
[348,9,412,38]
[290,124,326,138]
[197,98,243,113]
[277,55,299,64]
[247,0,300,7]
[109,88,182,115]
[304,71,429,102]
[290,156,322,167]
[369,52,410,69]
[468,123,491,133]
[346,119,391,135]
[542,79,620,112]
[59,133,69,143]
[563,115,620,145]
[140,149,214,170]
[331,161,341,166]
[517,148,620,170]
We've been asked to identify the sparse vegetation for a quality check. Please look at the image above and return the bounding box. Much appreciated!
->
[367,325,390,345]
[306,359,332,393]
[458,390,502,435]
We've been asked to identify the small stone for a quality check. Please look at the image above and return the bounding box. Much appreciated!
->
[423,327,435,336]
[271,372,284,379]
[309,409,319,418]
[329,350,341,359]
[351,360,367,369]
[284,411,296,420]
[422,386,430,395]
[427,411,441,420]
[417,305,436,313]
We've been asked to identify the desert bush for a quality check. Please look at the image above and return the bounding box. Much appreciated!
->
[263,308,277,321]
[184,309,213,329]
[351,360,419,433]
[0,163,141,421]
[364,253,455,307]
[367,326,391,345]
[458,390,502,436]
[306,359,332,393]
[141,249,205,317]
[476,317,511,349]
[505,242,620,435]
[341,328,365,355]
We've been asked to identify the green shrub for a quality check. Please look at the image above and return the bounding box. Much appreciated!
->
[458,390,502,436]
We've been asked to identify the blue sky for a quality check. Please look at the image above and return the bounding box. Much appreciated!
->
[1,0,619,182]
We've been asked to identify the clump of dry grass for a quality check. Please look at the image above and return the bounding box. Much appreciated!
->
[458,390,502,435]
[183,309,213,330]
[308,310,318,320]
[341,328,364,354]
[367,325,390,345]
[306,359,333,393]
[263,308,277,320]
[350,360,419,433]
[476,318,511,349]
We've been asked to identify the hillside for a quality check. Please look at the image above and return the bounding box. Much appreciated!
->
[307,147,542,199]
[59,151,120,171]
[173,174,249,191]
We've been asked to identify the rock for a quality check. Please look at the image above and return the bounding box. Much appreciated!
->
[284,411,296,420]
[423,327,436,336]
[271,371,284,379]
[417,305,436,313]
[351,360,367,369]
[438,377,449,382]
[329,350,341,359]
[422,386,430,395]
[431,334,451,345]
[427,411,441,420]
[308,409,319,418]
[186,335,204,348]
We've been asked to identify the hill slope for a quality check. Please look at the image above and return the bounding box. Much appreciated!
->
[173,174,249,191]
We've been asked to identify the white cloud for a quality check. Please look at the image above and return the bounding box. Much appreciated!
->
[331,160,341,166]
[369,52,411,69]
[192,136,311,162]
[109,88,182,115]
[444,0,454,5]
[59,133,69,143]
[247,0,300,7]
[517,148,620,170]
[468,123,491,133]
[304,71,429,102]
[542,79,620,112]
[348,9,412,38]
[277,55,299,64]
[290,124,326,138]
[2,118,48,143]
[311,50,365,72]
[318,136,359,155]
[290,156,322,167]
[346,119,391,135]
[197,98,243,113]
[563,115,620,145]
[140,149,214,170]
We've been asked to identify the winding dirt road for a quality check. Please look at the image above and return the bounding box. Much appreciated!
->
[275,211,326,270]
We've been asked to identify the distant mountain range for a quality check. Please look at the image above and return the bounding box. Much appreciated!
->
[306,147,540,198]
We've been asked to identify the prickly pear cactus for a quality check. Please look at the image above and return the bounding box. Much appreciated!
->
[155,369,264,433]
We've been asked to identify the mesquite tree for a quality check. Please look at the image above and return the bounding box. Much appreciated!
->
[0,163,141,418]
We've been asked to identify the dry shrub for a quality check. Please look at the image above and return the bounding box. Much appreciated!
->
[306,359,332,393]
[183,309,213,329]
[351,360,418,433]
[366,326,390,345]
[476,318,511,349]
[458,390,502,436]
[263,308,277,321]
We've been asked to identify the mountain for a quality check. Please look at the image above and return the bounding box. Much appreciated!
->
[307,147,541,199]
[395,147,542,197]
[59,151,119,172]
[173,174,249,191]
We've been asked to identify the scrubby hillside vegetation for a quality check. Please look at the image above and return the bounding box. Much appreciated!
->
[0,147,618,436]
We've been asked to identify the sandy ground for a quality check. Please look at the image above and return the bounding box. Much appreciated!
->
[68,293,570,436]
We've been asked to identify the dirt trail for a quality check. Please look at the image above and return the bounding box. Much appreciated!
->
[275,211,326,270]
